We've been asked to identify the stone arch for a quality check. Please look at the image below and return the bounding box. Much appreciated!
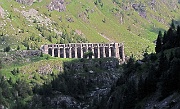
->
[77,47,81,58]
[88,47,92,51]
[60,48,64,58]
[110,47,115,57]
[72,47,76,58]
[119,47,123,60]
[48,48,52,56]
[69,48,72,58]
[88,47,92,58]
[94,47,98,58]
[100,47,103,58]
[82,47,87,58]
[54,48,58,57]
[65,48,69,58]
[105,47,109,57]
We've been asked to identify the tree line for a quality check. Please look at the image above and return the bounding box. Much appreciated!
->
[155,20,180,53]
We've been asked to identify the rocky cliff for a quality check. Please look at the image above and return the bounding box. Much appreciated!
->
[27,58,122,109]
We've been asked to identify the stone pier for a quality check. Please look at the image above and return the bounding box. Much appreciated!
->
[41,43,125,61]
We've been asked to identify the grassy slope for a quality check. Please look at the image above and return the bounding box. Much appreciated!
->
[0,51,118,88]
[0,51,73,84]
[0,0,180,57]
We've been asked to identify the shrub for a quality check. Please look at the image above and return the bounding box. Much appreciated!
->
[4,46,11,52]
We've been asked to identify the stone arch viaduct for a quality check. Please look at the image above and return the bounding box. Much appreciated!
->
[41,43,125,61]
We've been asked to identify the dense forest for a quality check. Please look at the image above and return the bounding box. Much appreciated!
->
[98,21,180,109]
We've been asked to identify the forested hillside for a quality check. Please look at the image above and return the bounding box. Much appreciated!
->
[98,22,180,109]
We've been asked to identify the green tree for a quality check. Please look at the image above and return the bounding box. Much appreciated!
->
[0,75,12,99]
[100,3,103,7]
[155,31,162,53]
[94,0,98,5]
[176,25,180,46]
[158,52,169,73]
[40,52,43,57]
[48,36,52,42]
[17,45,20,50]
[17,68,19,74]
[83,51,93,59]
[167,27,175,47]
[102,18,106,23]
[160,59,180,99]
[171,19,175,30]
[0,60,2,69]
[169,52,174,62]
[177,25,180,35]
[27,45,30,50]
[61,31,67,39]
[60,38,64,44]
[138,75,146,100]
[15,79,32,98]
[4,46,11,52]
[162,31,167,45]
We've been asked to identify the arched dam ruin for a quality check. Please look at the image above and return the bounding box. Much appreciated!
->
[41,43,125,61]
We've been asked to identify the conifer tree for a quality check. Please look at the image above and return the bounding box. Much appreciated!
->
[158,52,169,72]
[177,25,180,35]
[4,46,11,52]
[171,19,176,30]
[17,45,20,50]
[162,31,167,45]
[155,31,162,53]
[40,52,43,57]
[27,45,30,50]
[138,75,146,100]
[167,27,175,47]
[169,52,174,62]
[176,25,180,46]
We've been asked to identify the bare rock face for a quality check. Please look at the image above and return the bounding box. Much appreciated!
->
[15,50,41,57]
[47,0,66,12]
[15,0,42,5]
[15,0,34,5]
[132,3,147,18]
[28,58,121,109]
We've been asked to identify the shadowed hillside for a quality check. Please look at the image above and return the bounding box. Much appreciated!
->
[97,22,180,109]
[0,52,122,108]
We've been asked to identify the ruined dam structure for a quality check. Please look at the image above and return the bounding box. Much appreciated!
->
[41,43,125,61]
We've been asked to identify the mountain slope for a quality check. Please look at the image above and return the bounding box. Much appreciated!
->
[1,0,180,57]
